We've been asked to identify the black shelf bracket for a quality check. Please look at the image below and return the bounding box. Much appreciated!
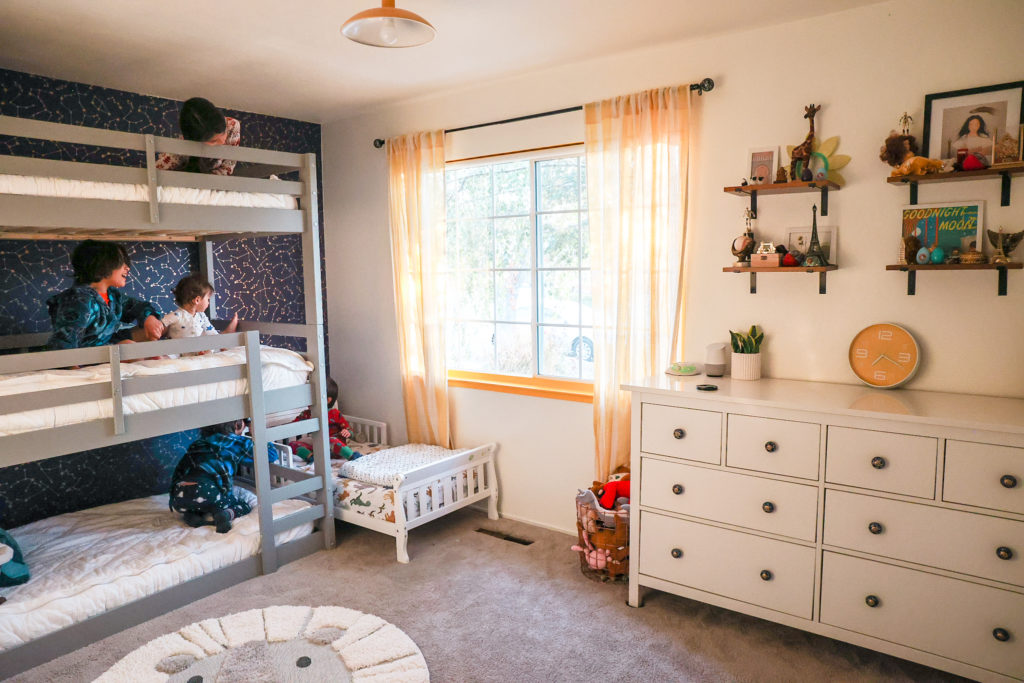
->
[998,266,1008,295]
[1001,171,1011,207]
[902,268,916,295]
[749,272,757,294]
[820,186,829,216]
[819,271,828,294]
[908,181,918,205]
[749,189,758,219]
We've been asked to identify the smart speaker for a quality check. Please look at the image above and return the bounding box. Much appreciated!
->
[705,343,727,377]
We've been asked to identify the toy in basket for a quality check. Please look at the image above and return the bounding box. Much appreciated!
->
[571,468,630,582]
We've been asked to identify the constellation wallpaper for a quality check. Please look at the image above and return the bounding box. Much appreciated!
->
[0,68,327,529]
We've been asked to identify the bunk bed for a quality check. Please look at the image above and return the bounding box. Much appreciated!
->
[0,114,334,678]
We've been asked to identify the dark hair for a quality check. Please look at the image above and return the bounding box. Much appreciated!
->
[957,115,990,138]
[326,377,339,407]
[180,97,226,143]
[879,132,918,167]
[174,274,214,307]
[70,240,130,285]
[199,419,244,438]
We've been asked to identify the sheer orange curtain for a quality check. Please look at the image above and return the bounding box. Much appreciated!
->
[387,130,451,447]
[585,86,691,480]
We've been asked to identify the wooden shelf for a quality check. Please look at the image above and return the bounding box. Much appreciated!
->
[723,264,837,294]
[724,179,839,218]
[886,262,1022,295]
[887,162,1024,206]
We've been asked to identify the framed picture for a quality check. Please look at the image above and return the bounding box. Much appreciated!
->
[787,226,837,262]
[901,202,983,254]
[992,123,1024,166]
[922,81,1024,165]
[747,147,778,184]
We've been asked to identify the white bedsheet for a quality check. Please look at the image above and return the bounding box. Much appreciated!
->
[0,173,297,209]
[0,346,312,437]
[0,493,313,651]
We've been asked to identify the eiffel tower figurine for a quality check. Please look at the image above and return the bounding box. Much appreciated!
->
[802,204,830,267]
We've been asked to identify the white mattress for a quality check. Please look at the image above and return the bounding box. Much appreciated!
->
[0,346,312,437]
[0,173,297,209]
[0,492,313,651]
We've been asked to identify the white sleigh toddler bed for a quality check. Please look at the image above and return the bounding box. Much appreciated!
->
[286,416,499,563]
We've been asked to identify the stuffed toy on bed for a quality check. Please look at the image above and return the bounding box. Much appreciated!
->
[0,529,29,587]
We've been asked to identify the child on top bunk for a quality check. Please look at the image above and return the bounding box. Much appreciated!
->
[46,240,164,350]
[169,419,278,533]
[288,376,363,463]
[161,274,239,345]
[155,97,240,176]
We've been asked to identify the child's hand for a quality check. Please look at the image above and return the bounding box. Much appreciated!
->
[144,315,165,342]
[224,312,239,334]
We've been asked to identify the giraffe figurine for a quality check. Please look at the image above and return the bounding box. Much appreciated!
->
[789,104,821,182]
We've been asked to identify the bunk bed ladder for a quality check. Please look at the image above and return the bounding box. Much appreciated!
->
[244,331,280,573]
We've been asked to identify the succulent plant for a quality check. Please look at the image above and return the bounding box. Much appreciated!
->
[729,325,764,354]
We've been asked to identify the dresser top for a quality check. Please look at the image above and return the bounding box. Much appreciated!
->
[623,376,1024,434]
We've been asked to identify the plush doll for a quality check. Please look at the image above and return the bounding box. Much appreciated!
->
[0,530,29,588]
[598,479,630,509]
[879,131,945,177]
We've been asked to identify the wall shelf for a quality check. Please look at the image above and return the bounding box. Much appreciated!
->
[723,264,837,294]
[885,262,1022,295]
[887,162,1024,206]
[724,179,840,218]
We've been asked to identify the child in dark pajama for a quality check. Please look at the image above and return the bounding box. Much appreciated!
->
[169,420,278,533]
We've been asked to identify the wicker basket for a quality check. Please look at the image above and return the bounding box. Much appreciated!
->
[574,484,629,582]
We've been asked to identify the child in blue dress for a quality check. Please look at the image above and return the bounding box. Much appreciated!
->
[46,240,164,350]
[169,420,278,533]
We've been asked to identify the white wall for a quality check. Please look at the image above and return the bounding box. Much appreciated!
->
[323,0,1024,534]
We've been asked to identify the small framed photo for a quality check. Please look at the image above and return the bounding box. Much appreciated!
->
[901,202,983,254]
[747,147,778,184]
[787,226,838,262]
[992,123,1024,166]
[922,81,1024,164]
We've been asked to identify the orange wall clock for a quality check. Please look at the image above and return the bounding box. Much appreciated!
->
[849,323,920,388]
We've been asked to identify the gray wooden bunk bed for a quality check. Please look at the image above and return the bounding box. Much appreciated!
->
[0,114,334,677]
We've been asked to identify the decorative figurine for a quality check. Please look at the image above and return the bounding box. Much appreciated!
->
[731,207,756,266]
[755,241,776,254]
[948,248,961,264]
[880,115,945,177]
[986,228,1024,264]
[782,252,800,267]
[916,247,931,264]
[960,248,986,264]
[901,233,921,265]
[774,166,788,184]
[801,204,830,267]
[789,104,821,183]
[929,246,946,264]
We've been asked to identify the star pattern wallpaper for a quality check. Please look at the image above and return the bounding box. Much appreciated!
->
[0,68,326,529]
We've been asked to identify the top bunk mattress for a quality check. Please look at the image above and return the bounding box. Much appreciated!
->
[0,173,297,209]
[0,346,312,438]
[0,492,313,651]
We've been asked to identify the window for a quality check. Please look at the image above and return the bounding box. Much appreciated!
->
[445,151,591,381]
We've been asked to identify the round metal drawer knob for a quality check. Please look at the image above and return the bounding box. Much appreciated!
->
[997,546,1014,560]
[868,522,884,535]
[762,501,775,513]
[671,484,684,495]
[865,595,880,608]
[673,428,686,440]
[759,569,773,581]
[871,456,887,470]
[764,441,778,453]
[670,548,683,559]
[1001,474,1018,489]
[993,628,1010,642]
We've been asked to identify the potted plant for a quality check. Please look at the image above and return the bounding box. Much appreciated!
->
[729,325,764,380]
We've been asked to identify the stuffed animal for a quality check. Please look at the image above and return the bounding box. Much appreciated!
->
[879,131,945,177]
[598,479,630,509]
[0,530,29,588]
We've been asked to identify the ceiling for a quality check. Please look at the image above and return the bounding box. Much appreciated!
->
[0,0,884,123]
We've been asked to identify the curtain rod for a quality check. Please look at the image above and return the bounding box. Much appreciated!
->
[372,77,714,148]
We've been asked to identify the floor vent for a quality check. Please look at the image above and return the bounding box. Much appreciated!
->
[476,528,534,546]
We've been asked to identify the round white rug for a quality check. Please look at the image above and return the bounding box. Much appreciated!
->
[94,605,429,683]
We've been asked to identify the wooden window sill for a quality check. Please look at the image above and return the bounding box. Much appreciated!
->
[448,370,593,403]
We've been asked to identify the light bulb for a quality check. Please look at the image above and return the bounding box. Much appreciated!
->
[379,17,398,46]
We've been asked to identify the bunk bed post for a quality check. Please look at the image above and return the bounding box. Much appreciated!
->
[244,330,278,574]
[300,151,335,551]
[108,345,125,435]
[198,239,218,320]
[143,135,160,223]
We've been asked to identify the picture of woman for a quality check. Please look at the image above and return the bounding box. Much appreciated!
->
[949,114,993,164]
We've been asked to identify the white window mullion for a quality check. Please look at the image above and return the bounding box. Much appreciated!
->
[529,159,540,377]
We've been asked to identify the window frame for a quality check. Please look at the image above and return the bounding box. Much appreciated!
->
[444,144,593,400]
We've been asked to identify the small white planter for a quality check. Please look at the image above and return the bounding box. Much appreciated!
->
[731,352,762,380]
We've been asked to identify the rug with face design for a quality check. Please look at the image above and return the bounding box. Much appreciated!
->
[94,605,429,682]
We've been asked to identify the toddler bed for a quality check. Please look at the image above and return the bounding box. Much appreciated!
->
[0,492,313,652]
[286,417,499,563]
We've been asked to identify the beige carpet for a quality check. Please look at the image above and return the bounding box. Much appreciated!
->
[13,510,969,682]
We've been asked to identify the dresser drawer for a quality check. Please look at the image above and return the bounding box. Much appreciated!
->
[641,458,818,541]
[820,552,1024,679]
[825,427,936,499]
[726,414,820,480]
[641,404,721,464]
[824,490,1024,586]
[639,512,815,619]
[945,440,1024,515]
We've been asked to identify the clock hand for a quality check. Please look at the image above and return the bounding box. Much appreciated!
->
[880,354,903,367]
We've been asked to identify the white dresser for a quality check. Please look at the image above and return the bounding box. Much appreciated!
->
[625,377,1024,682]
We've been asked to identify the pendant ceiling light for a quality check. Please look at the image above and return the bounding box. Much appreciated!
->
[342,0,435,48]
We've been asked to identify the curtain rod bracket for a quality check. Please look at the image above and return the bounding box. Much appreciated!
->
[690,78,715,95]
[373,138,385,149]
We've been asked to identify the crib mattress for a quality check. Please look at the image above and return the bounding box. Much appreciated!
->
[0,492,313,651]
[0,346,312,437]
[0,173,297,209]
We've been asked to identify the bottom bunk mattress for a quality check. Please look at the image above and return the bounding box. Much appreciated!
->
[0,492,312,651]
